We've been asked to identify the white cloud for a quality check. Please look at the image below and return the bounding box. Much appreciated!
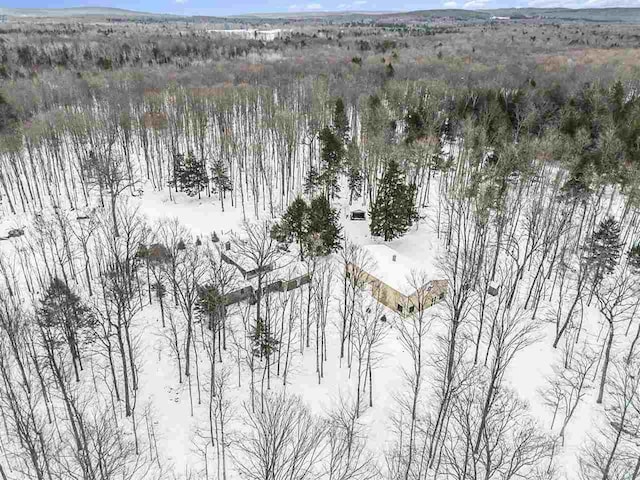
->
[288,2,324,10]
[463,0,488,7]
[443,1,458,6]
[337,0,367,9]
[175,0,187,4]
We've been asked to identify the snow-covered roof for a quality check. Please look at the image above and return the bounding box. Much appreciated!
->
[361,244,421,296]
[219,235,309,282]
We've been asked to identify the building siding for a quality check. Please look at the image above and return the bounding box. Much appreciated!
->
[346,263,447,313]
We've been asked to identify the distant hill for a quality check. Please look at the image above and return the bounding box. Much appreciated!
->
[376,9,491,22]
[234,9,475,21]
[0,6,167,18]
[233,7,640,23]
[3,6,640,23]
[484,7,640,23]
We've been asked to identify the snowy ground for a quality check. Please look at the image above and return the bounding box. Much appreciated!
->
[130,181,622,479]
[127,184,449,476]
[0,174,622,480]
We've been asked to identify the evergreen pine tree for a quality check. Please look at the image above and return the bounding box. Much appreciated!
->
[318,126,344,200]
[38,277,94,382]
[171,152,185,191]
[610,80,626,125]
[560,176,592,204]
[153,281,167,302]
[584,216,622,284]
[405,107,427,145]
[273,196,310,259]
[304,166,321,196]
[211,158,232,211]
[333,97,350,143]
[628,242,640,272]
[197,284,225,331]
[177,150,208,198]
[431,137,448,172]
[270,222,286,243]
[346,140,363,205]
[251,317,279,358]
[306,195,343,256]
[370,159,418,241]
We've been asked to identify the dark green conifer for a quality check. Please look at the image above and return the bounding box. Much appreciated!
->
[370,159,418,241]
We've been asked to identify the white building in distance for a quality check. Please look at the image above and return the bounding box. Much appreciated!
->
[208,29,286,41]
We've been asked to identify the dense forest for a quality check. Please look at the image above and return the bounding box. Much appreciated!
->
[1,12,640,480]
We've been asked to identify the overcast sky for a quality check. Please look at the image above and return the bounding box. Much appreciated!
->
[3,0,640,16]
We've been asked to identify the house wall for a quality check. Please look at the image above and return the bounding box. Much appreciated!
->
[220,251,248,277]
[347,263,408,313]
[223,271,312,307]
[346,263,448,313]
[246,263,274,280]
[223,285,255,306]
[282,273,311,292]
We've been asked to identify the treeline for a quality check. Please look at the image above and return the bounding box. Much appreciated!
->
[2,67,640,223]
[0,20,636,87]
[0,25,422,79]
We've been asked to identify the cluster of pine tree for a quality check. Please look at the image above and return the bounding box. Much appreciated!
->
[304,97,360,202]
[272,195,343,259]
[302,97,419,243]
[38,277,95,383]
[171,151,208,198]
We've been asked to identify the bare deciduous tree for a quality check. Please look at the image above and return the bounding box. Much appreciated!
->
[579,359,640,480]
[233,393,326,480]
[594,269,638,404]
[325,395,378,480]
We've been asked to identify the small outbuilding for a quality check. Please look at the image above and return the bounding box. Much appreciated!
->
[350,209,366,221]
